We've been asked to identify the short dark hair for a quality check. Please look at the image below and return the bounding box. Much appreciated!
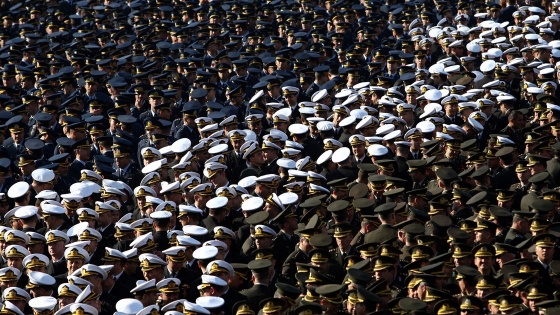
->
[508,110,522,122]
[154,218,170,228]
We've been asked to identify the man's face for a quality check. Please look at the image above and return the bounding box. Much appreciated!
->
[11,130,23,143]
[27,243,44,254]
[161,291,179,304]
[7,257,23,271]
[517,170,530,182]
[474,256,493,271]
[19,163,35,176]
[254,236,273,249]
[410,137,422,150]
[536,245,554,262]
[262,148,277,163]
[283,216,298,232]
[209,172,225,187]
[400,110,415,124]
[58,295,76,309]
[47,240,65,258]
[67,259,84,274]
[387,59,398,71]
[263,203,280,218]
[149,97,162,107]
[513,114,526,129]
[85,81,97,94]
[194,194,211,209]
[0,278,16,292]
[143,267,163,281]
[413,54,427,69]
[143,156,157,166]
[347,75,358,87]
[474,229,490,244]
[445,103,459,116]
[248,121,262,134]
[360,126,376,137]
[120,258,137,272]
[2,77,15,88]
[530,163,545,176]
[231,139,244,152]
[108,118,120,131]
[167,259,184,272]
[375,267,393,283]
[136,196,146,210]
[158,108,171,120]
[409,169,425,182]
[143,291,158,305]
[446,146,460,159]
[76,146,91,160]
[255,184,274,199]
[195,150,210,164]
[249,151,265,166]
[97,212,111,227]
[87,240,98,254]
[335,234,352,250]
[273,121,288,132]
[495,252,515,268]
[115,156,130,169]
[351,144,365,158]
[451,46,464,57]
[284,93,297,106]
[333,112,346,126]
